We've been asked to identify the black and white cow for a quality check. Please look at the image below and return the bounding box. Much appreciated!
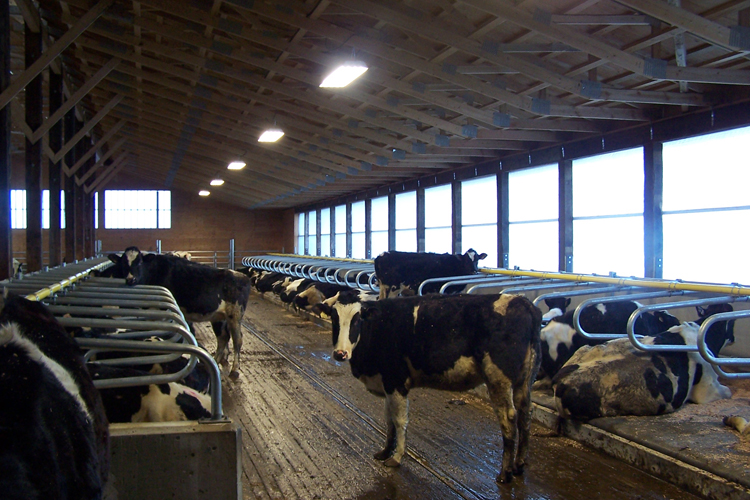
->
[0,295,110,500]
[536,300,680,388]
[319,292,541,484]
[292,282,352,311]
[253,271,287,294]
[310,289,378,318]
[277,278,314,304]
[552,321,733,420]
[106,248,252,378]
[541,297,571,323]
[374,249,487,299]
[89,365,211,423]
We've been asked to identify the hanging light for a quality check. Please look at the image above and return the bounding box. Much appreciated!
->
[198,190,210,196]
[258,127,284,143]
[227,161,246,170]
[320,56,368,88]
[210,178,225,186]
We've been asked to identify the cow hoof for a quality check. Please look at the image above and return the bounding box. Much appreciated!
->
[383,456,401,467]
[496,471,513,484]
[513,464,525,476]
[373,449,391,461]
[228,370,240,380]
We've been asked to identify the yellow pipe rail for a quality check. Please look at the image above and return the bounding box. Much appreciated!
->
[477,268,750,296]
[267,252,374,264]
[24,260,113,302]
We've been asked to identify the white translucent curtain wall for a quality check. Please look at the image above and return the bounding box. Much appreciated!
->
[370,196,389,257]
[351,201,365,258]
[320,208,331,257]
[461,175,497,267]
[424,184,452,254]
[395,192,416,251]
[296,212,304,254]
[306,210,317,256]
[334,205,347,258]
[508,164,558,271]
[663,126,750,284]
[572,148,644,277]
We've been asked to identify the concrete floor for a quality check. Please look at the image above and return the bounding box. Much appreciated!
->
[188,293,750,500]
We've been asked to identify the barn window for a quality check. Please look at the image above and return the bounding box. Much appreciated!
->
[395,191,417,251]
[307,210,317,256]
[10,189,66,229]
[462,175,497,267]
[320,208,331,257]
[424,184,452,254]
[370,196,389,257]
[104,190,171,229]
[663,126,750,284]
[508,164,558,271]
[296,212,305,255]
[572,148,644,277]
[334,204,346,258]
[351,200,365,258]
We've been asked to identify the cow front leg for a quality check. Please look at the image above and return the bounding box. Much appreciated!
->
[380,390,409,467]
[374,402,397,461]
[225,314,243,379]
[211,321,230,367]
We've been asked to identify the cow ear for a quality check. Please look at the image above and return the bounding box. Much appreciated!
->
[315,303,332,317]
[564,298,571,308]
[696,305,707,318]
[477,253,488,261]
[108,253,120,264]
[360,305,380,321]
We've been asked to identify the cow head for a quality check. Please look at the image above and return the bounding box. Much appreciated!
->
[696,304,735,355]
[464,248,488,271]
[330,291,367,362]
[107,246,143,285]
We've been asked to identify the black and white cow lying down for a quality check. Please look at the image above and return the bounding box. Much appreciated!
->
[106,247,252,378]
[318,291,542,484]
[0,295,110,500]
[553,320,733,420]
[374,249,487,299]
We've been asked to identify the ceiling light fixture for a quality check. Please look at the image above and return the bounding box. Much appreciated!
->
[210,178,225,186]
[258,127,284,143]
[320,59,368,88]
[198,190,210,196]
[227,161,246,170]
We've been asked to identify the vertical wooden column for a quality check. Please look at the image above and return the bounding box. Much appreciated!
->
[451,180,461,254]
[315,208,321,257]
[345,202,352,258]
[64,110,77,263]
[25,22,43,272]
[0,0,11,280]
[559,160,574,272]
[83,152,95,257]
[644,143,664,278]
[497,172,509,269]
[329,205,335,257]
[74,120,85,260]
[364,199,372,259]
[416,187,425,252]
[387,194,396,251]
[48,69,63,267]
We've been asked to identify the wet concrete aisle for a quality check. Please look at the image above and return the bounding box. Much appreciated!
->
[197,295,703,500]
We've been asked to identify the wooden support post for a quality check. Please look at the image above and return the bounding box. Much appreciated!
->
[64,110,77,263]
[48,68,63,267]
[416,187,425,252]
[315,208,321,257]
[25,22,43,272]
[75,121,86,261]
[0,1,11,280]
[451,180,462,255]
[497,172,509,269]
[346,202,352,258]
[644,143,664,278]
[559,160,574,272]
[303,211,308,255]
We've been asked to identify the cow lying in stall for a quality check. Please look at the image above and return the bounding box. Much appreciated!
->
[105,247,252,378]
[374,248,487,299]
[536,300,681,388]
[88,365,211,423]
[317,290,542,484]
[552,317,734,420]
[0,295,110,499]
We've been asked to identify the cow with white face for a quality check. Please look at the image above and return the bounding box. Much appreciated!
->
[318,290,542,484]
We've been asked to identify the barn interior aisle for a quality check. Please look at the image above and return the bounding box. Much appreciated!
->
[195,294,701,500]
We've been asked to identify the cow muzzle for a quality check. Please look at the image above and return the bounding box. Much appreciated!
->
[125,275,138,286]
[333,350,349,362]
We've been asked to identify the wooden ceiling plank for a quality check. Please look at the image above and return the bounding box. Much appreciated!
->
[54,93,123,165]
[67,119,126,175]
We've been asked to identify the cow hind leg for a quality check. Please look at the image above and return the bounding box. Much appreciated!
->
[211,321,230,368]
[484,362,519,483]
[374,403,397,462]
[380,390,409,467]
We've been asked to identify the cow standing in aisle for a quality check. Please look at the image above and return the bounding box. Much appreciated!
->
[106,247,251,378]
[552,320,734,420]
[319,292,542,484]
[0,295,110,499]
[374,249,487,299]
